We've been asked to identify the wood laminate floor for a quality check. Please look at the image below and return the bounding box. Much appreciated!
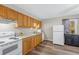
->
[27,40,79,55]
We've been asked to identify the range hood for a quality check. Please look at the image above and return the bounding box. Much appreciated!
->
[0,19,17,31]
[0,19,16,24]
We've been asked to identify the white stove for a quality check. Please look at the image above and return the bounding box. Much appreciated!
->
[0,35,22,55]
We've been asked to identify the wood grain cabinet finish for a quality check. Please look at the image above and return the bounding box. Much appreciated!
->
[0,5,4,16]
[37,20,42,29]
[27,16,32,28]
[0,5,7,18]
[22,37,32,55]
[22,34,42,55]
[17,13,24,27]
[0,5,42,28]
[30,17,34,28]
[39,21,42,28]
[7,8,17,20]
[23,15,28,27]
[36,34,42,45]
[31,36,36,48]
[0,5,17,20]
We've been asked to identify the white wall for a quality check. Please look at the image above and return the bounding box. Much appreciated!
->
[42,18,62,41]
[42,14,79,41]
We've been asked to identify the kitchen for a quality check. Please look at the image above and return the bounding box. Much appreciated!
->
[0,4,79,55]
[0,5,42,55]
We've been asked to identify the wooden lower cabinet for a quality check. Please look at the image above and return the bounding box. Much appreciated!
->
[22,37,32,55]
[36,34,42,45]
[22,34,42,55]
[31,36,36,48]
[39,34,42,43]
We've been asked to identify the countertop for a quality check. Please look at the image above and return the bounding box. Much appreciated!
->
[17,33,38,39]
[0,33,41,47]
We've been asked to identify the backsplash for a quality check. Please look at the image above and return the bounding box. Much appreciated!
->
[15,28,35,36]
[15,28,41,36]
[0,22,16,32]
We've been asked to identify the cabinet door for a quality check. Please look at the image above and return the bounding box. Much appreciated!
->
[7,8,17,20]
[17,13,24,27]
[22,37,32,55]
[37,35,39,45]
[27,16,31,28]
[31,36,34,48]
[37,21,42,29]
[39,21,42,28]
[0,5,3,16]
[37,34,40,44]
[39,34,42,43]
[24,15,28,27]
[30,17,34,28]
[33,19,37,28]
[65,34,72,45]
[32,19,35,28]
[0,5,7,18]
[32,36,36,48]
[73,35,79,46]
[33,19,42,29]
[37,34,42,45]
[35,35,38,46]
[35,34,42,46]
[37,20,40,29]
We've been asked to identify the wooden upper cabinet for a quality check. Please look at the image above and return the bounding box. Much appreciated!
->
[0,5,42,28]
[0,5,7,18]
[27,16,31,28]
[40,21,42,28]
[33,19,37,28]
[36,20,42,29]
[0,5,17,20]
[0,5,3,16]
[38,21,42,29]
[30,17,34,28]
[17,13,24,27]
[24,15,28,27]
[7,8,17,20]
[33,19,42,29]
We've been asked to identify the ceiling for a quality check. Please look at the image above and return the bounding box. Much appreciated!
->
[4,4,79,20]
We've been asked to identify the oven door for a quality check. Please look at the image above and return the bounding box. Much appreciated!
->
[2,40,22,55]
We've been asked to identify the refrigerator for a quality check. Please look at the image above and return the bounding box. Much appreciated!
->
[52,25,64,45]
